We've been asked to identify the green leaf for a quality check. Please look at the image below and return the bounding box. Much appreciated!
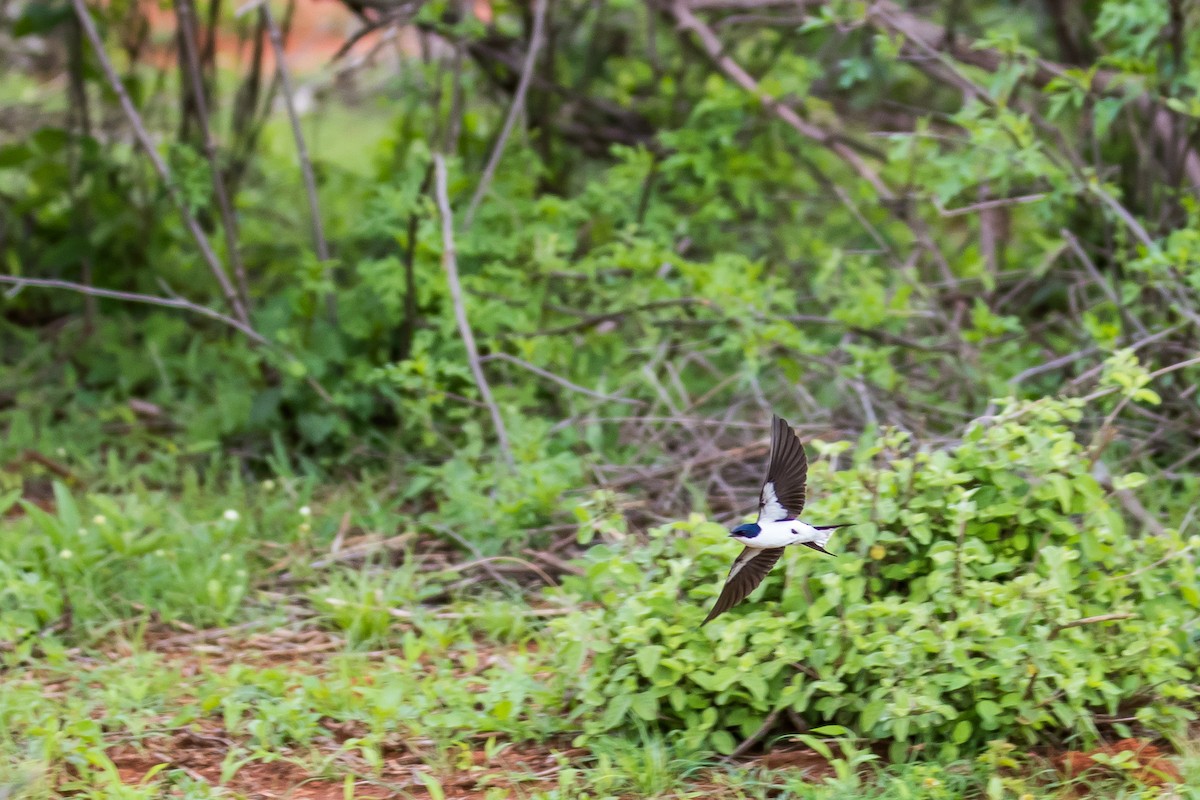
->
[52,482,79,534]
[634,646,664,677]
[0,489,21,518]
[630,691,658,721]
[710,729,737,755]
[860,699,886,731]
[1048,474,1072,513]
[415,772,445,800]
[810,725,852,736]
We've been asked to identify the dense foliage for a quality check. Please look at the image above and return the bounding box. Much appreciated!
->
[552,397,1200,756]
[3,0,1200,791]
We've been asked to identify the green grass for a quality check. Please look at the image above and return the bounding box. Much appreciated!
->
[3,470,1198,799]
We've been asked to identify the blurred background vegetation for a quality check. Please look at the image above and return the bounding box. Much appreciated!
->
[2,0,1199,797]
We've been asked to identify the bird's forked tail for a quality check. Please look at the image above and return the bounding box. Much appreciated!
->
[806,523,851,556]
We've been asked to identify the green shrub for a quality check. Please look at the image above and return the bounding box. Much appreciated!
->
[549,397,1200,758]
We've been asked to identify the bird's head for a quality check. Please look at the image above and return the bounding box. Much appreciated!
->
[730,522,761,539]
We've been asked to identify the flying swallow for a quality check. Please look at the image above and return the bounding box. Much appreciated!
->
[701,414,849,626]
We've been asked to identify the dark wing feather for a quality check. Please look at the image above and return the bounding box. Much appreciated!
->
[700,547,786,626]
[757,414,808,521]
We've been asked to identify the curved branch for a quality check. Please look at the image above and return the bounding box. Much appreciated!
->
[433,154,515,469]
[464,0,548,228]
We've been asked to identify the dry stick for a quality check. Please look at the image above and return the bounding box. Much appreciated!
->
[71,0,250,327]
[432,153,515,469]
[1050,613,1134,638]
[0,276,268,345]
[727,708,781,760]
[670,0,892,199]
[463,0,548,228]
[479,351,643,405]
[1007,346,1102,390]
[935,193,1046,217]
[260,3,335,319]
[0,279,338,404]
[175,0,251,309]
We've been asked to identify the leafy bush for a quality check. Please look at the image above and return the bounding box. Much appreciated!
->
[550,397,1200,757]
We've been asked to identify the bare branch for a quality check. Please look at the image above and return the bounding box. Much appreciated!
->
[0,276,268,345]
[935,194,1046,218]
[1007,347,1101,390]
[175,0,250,309]
[71,0,249,325]
[432,154,515,469]
[464,0,548,229]
[480,352,644,405]
[1050,613,1134,638]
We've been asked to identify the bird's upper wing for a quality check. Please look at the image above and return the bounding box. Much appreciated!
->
[701,547,786,626]
[756,414,808,522]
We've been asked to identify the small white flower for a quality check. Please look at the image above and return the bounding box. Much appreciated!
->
[59,549,73,560]
[261,479,276,491]
[220,553,232,562]
[298,505,312,518]
[223,509,240,522]
[92,514,106,526]
[56,447,66,457]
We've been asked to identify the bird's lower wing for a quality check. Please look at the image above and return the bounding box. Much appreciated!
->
[701,547,786,626]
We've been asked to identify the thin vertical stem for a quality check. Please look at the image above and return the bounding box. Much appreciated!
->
[433,154,515,469]
[176,0,251,309]
[464,0,548,229]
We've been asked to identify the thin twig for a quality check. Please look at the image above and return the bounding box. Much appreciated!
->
[1050,613,1134,638]
[70,0,250,326]
[432,154,515,469]
[1007,347,1101,390]
[727,709,781,759]
[175,0,251,309]
[0,276,341,405]
[434,523,524,592]
[464,0,548,228]
[260,3,334,318]
[935,193,1046,217]
[0,276,268,345]
[440,555,560,588]
[480,352,643,404]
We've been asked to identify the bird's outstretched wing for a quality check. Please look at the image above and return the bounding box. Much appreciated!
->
[757,414,808,522]
[701,547,786,626]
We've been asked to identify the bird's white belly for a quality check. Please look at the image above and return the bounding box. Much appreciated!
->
[739,520,821,548]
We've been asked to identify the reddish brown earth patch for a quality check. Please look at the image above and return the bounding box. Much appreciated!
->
[1056,738,1182,788]
[751,746,837,779]
[106,725,580,799]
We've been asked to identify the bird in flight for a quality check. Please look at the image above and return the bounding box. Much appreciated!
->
[701,414,849,626]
